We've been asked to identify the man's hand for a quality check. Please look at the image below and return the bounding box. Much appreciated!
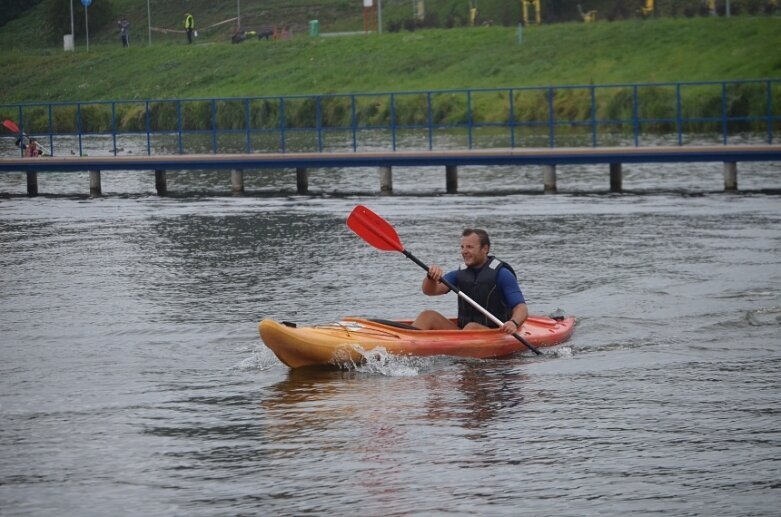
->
[501,319,520,335]
[425,265,443,283]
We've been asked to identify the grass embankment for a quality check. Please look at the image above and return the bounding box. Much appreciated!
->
[1,17,778,103]
[0,17,778,135]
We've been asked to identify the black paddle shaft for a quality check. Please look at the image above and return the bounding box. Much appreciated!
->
[401,250,542,355]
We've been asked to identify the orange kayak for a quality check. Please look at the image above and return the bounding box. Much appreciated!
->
[258,315,575,368]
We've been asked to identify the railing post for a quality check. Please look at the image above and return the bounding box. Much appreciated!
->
[111,102,117,156]
[548,87,555,147]
[47,104,54,156]
[279,97,286,153]
[245,98,252,153]
[177,100,184,154]
[676,83,683,146]
[633,84,640,146]
[17,105,24,157]
[390,93,397,151]
[211,99,218,154]
[77,102,84,156]
[467,90,473,149]
[316,96,323,152]
[767,79,773,144]
[351,94,357,152]
[590,85,597,147]
[722,82,728,145]
[89,170,101,197]
[509,88,516,148]
[427,92,433,150]
[145,100,151,156]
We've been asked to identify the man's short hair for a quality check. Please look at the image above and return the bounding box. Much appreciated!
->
[462,228,490,248]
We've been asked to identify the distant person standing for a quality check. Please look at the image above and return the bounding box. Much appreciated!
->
[118,16,130,47]
[184,13,195,44]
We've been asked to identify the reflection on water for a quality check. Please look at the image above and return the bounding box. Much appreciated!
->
[0,192,779,514]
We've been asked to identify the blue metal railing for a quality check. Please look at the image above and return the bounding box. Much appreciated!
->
[1,79,779,157]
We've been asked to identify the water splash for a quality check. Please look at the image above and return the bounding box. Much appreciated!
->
[347,345,421,376]
[232,346,279,371]
[745,307,781,327]
[551,346,574,358]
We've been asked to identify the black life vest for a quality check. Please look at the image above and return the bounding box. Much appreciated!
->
[456,256,517,329]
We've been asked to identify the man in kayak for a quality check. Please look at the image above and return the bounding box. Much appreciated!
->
[412,228,527,334]
[15,136,44,157]
[26,138,44,157]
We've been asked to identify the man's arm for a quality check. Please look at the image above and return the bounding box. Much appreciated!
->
[497,268,527,333]
[509,303,528,327]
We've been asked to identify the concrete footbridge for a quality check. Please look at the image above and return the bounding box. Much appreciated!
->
[1,145,780,196]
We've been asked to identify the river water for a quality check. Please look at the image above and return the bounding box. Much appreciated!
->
[1,156,780,515]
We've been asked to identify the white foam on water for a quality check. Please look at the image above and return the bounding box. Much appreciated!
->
[349,345,421,377]
[232,346,279,371]
[745,306,781,326]
[551,345,574,358]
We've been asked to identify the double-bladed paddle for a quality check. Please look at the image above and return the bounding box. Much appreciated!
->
[347,204,542,355]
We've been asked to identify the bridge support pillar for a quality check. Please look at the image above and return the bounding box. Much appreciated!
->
[26,171,38,197]
[446,165,458,194]
[155,169,167,196]
[543,165,557,194]
[379,166,393,195]
[231,169,244,195]
[89,170,102,197]
[296,167,309,194]
[609,163,622,192]
[724,162,737,191]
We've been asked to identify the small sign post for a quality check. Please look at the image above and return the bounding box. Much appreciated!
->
[81,0,92,51]
[363,0,372,33]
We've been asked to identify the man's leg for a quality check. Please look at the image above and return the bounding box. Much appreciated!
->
[412,310,459,330]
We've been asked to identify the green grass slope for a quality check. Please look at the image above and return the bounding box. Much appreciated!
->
[1,16,779,104]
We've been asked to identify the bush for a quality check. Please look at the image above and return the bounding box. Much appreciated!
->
[148,101,180,131]
[251,100,280,129]
[79,103,111,132]
[321,97,351,128]
[216,101,247,130]
[0,0,45,28]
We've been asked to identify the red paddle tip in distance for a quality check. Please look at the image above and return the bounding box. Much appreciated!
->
[3,120,21,134]
[346,205,405,253]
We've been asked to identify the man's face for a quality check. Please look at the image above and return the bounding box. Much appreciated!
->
[460,233,489,268]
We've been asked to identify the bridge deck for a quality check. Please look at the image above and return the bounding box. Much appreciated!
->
[1,145,780,173]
